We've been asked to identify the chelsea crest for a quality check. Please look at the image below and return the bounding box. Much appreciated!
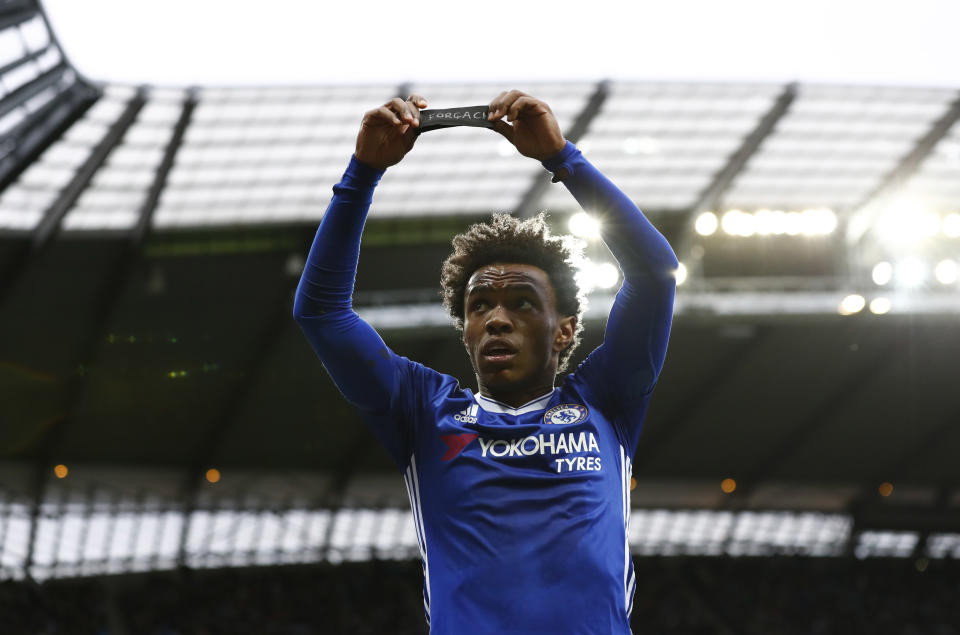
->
[544,404,588,425]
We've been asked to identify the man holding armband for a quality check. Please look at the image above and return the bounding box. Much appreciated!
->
[294,89,678,634]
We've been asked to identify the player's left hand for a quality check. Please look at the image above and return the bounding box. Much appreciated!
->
[488,91,566,161]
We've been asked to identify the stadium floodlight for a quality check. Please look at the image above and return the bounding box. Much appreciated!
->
[721,210,740,235]
[838,294,866,315]
[738,211,757,237]
[872,261,893,286]
[754,209,790,236]
[784,211,803,236]
[769,210,788,235]
[754,209,774,235]
[934,259,958,285]
[875,199,940,245]
[675,262,688,285]
[722,210,755,236]
[575,259,619,294]
[919,212,941,237]
[896,258,926,288]
[695,211,718,236]
[594,262,619,289]
[942,212,960,238]
[800,208,837,236]
[869,297,892,315]
[568,212,601,239]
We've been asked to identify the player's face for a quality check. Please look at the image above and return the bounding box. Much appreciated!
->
[462,263,574,405]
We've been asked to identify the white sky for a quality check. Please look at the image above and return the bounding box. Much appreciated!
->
[43,0,960,88]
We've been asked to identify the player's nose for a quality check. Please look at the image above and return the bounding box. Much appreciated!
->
[484,305,513,334]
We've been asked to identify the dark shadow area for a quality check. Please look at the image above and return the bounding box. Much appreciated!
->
[1,557,958,634]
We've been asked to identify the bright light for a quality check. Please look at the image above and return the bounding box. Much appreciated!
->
[720,478,736,494]
[800,208,837,236]
[872,261,893,286]
[767,210,787,235]
[575,259,619,293]
[869,297,891,315]
[896,258,926,288]
[721,210,755,237]
[54,464,68,479]
[919,212,941,237]
[821,209,839,235]
[205,468,221,483]
[839,294,865,315]
[800,209,819,235]
[695,211,718,236]
[935,259,958,284]
[875,200,939,245]
[675,262,688,285]
[568,212,601,239]
[878,482,894,497]
[594,262,619,289]
[942,212,960,238]
[784,211,802,236]
[754,209,776,235]
[716,209,835,238]
[721,210,740,235]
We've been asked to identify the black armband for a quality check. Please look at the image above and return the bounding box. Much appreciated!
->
[416,106,496,134]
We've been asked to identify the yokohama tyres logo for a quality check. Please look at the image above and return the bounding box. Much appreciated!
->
[440,433,478,461]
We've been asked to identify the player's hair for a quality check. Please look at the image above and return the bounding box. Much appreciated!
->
[441,213,586,372]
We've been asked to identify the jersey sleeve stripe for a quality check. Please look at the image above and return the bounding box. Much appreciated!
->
[621,447,636,615]
[620,446,629,610]
[409,455,432,615]
[404,458,431,619]
[402,470,425,557]
[620,445,627,529]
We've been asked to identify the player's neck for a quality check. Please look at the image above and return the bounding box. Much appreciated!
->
[478,382,554,409]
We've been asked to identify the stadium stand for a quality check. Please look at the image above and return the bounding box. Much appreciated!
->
[1,0,959,631]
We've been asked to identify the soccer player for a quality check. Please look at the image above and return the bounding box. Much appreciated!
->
[294,90,677,633]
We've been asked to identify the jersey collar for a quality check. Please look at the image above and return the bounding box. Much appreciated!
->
[474,388,556,415]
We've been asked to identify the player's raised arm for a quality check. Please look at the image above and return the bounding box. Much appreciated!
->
[490,91,678,422]
[293,95,427,417]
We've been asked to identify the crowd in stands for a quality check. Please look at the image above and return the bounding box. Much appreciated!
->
[1,557,957,634]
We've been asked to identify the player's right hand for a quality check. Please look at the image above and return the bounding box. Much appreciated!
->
[354,95,427,170]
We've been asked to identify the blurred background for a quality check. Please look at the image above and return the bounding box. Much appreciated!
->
[1,0,959,632]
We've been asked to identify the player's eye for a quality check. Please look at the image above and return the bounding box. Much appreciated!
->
[517,297,534,309]
[470,300,489,312]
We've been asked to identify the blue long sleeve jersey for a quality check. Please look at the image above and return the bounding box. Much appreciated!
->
[294,142,677,634]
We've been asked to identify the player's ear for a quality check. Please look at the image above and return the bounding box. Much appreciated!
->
[554,315,576,352]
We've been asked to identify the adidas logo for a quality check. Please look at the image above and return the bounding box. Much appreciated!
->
[453,404,479,424]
